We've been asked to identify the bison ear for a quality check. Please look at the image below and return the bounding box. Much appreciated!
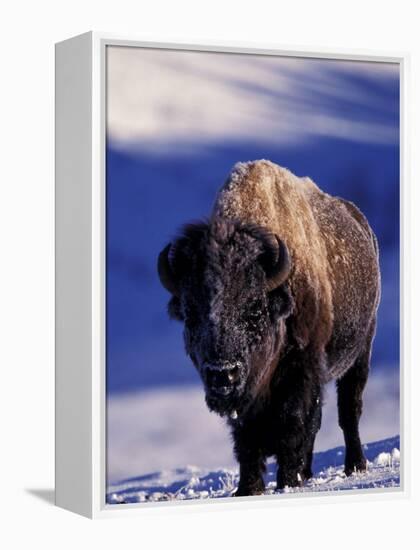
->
[158,242,186,321]
[158,243,179,296]
[157,221,209,296]
[268,284,294,323]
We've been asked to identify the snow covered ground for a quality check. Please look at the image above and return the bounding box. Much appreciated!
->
[107,435,400,504]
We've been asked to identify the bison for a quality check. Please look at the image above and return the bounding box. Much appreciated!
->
[157,159,380,496]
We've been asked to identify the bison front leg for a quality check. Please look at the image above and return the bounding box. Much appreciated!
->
[274,356,324,489]
[302,394,322,480]
[276,416,308,489]
[232,423,266,497]
[235,459,266,497]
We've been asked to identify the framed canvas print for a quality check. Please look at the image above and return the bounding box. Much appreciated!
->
[55,32,408,518]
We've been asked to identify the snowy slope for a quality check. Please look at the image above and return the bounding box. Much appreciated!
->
[107,435,400,504]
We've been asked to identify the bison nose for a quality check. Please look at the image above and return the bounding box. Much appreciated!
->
[203,363,241,393]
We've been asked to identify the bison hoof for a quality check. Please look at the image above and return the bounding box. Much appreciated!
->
[277,471,305,490]
[234,481,265,497]
[344,457,367,477]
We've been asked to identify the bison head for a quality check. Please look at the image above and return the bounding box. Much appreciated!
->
[157,219,293,417]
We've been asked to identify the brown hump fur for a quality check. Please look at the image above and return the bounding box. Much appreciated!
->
[211,160,335,351]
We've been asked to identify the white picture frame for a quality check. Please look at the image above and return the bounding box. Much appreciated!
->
[55,31,409,518]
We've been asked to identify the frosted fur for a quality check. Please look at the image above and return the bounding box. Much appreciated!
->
[212,160,334,351]
[211,159,379,372]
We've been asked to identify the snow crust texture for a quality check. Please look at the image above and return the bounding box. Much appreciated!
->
[107,436,400,505]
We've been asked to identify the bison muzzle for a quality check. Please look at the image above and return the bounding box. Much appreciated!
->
[157,160,380,496]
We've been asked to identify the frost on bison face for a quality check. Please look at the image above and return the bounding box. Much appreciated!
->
[157,160,380,496]
[158,220,293,417]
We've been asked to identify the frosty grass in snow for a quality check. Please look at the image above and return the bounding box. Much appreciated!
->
[107,436,400,504]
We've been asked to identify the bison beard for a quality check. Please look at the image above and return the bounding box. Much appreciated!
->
[157,160,380,495]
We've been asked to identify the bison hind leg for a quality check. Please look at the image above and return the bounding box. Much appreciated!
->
[337,325,375,476]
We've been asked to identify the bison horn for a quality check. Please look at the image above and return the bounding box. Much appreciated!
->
[265,236,291,292]
[157,243,179,296]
